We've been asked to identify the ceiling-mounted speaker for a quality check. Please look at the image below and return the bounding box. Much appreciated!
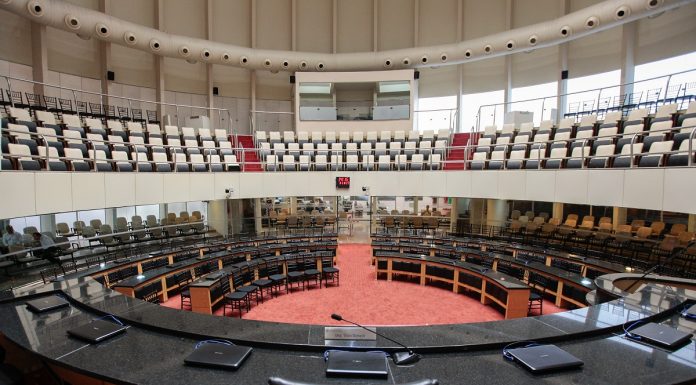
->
[213,86,219,95]
[414,71,420,80]
[561,70,569,80]
[290,75,296,84]
[107,70,115,81]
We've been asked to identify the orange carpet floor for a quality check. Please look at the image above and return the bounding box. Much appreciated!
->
[162,243,563,326]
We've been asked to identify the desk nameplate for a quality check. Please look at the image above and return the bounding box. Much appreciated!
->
[324,326,377,341]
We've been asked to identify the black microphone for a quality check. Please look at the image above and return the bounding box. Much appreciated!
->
[330,313,420,365]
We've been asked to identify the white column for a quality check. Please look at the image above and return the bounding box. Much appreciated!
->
[556,0,569,123]
[254,198,263,234]
[620,21,637,98]
[30,23,47,96]
[486,199,508,228]
[155,0,165,122]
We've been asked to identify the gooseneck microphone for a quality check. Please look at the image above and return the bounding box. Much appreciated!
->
[623,242,693,293]
[330,313,421,365]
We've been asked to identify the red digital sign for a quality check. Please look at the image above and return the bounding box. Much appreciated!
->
[336,177,350,189]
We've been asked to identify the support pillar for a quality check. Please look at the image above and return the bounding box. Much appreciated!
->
[155,0,166,122]
[469,199,485,226]
[620,21,637,98]
[40,215,55,234]
[30,23,47,96]
[486,199,509,228]
[206,200,229,236]
[290,197,297,215]
[688,214,695,232]
[254,198,263,234]
[613,207,627,231]
[449,198,458,233]
[552,203,564,222]
[556,0,569,123]
[413,197,419,215]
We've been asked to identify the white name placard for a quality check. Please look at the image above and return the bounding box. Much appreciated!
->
[324,326,377,341]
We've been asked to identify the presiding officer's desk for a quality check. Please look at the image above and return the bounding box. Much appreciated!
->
[1,232,696,384]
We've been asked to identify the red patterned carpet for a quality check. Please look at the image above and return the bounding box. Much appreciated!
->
[162,244,563,326]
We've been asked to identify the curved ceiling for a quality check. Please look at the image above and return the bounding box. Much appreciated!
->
[1,0,694,72]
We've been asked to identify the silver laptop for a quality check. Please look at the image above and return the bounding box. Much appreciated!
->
[67,319,127,343]
[325,351,388,379]
[26,296,69,313]
[629,323,693,350]
[507,345,583,373]
[184,343,252,370]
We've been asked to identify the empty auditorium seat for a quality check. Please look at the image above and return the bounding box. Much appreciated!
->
[152,152,172,172]
[283,131,295,144]
[366,131,378,145]
[255,130,267,143]
[266,131,280,145]
[339,131,350,145]
[470,151,487,170]
[378,155,391,171]
[297,131,309,144]
[544,144,567,169]
[429,153,442,170]
[311,131,323,145]
[287,142,300,158]
[525,146,546,169]
[298,155,310,171]
[208,155,223,172]
[174,152,189,172]
[404,141,416,158]
[436,129,450,142]
[411,154,424,170]
[325,131,337,144]
[301,142,314,159]
[113,151,133,172]
[8,143,40,170]
[613,143,643,168]
[224,154,240,171]
[282,155,296,171]
[315,154,328,171]
[345,155,359,171]
[488,149,505,170]
[389,141,402,159]
[588,144,616,168]
[362,154,376,171]
[506,146,526,169]
[566,145,591,168]
[667,139,696,166]
[638,140,673,167]
[64,147,90,171]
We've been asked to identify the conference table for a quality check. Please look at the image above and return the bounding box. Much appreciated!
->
[0,238,695,384]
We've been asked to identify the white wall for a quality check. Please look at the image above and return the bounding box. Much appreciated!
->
[1,168,695,220]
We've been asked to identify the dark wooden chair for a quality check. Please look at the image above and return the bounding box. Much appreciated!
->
[321,256,339,287]
[528,289,543,316]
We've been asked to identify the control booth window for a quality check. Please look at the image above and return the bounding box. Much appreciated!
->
[299,81,410,121]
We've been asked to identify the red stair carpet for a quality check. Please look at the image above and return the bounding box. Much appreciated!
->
[163,244,563,326]
[235,134,263,172]
[443,132,473,170]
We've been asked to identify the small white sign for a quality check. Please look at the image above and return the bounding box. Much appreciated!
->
[325,326,377,341]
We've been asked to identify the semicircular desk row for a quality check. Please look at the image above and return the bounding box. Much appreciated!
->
[0,234,695,385]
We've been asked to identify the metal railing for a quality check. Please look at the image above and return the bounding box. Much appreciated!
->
[475,68,696,133]
[2,122,695,172]
[1,74,238,140]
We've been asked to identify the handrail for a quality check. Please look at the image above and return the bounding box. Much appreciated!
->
[0,74,236,137]
[473,67,696,133]
[2,122,696,172]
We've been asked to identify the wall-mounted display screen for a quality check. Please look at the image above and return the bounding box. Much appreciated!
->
[336,177,350,189]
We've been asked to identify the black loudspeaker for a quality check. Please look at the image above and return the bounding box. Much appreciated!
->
[106,71,115,81]
[290,75,296,84]
[414,71,420,80]
[213,86,219,95]
[561,70,568,80]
